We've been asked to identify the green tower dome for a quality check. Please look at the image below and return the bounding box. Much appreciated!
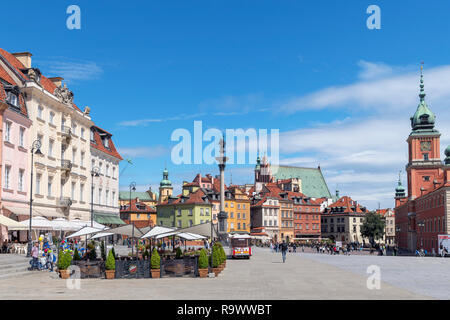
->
[411,67,436,131]
[445,145,450,165]
[160,168,172,187]
[255,156,261,170]
[395,172,406,198]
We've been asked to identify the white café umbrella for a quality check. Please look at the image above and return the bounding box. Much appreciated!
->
[20,216,54,230]
[140,226,175,239]
[65,226,105,239]
[52,217,78,231]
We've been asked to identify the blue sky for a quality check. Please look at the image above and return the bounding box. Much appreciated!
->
[3,0,450,209]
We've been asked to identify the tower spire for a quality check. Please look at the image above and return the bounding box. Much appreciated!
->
[419,62,426,101]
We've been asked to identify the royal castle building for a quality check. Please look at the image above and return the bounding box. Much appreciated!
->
[395,67,450,253]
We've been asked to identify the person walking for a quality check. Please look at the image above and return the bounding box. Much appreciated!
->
[293,243,297,253]
[280,240,288,263]
[30,242,39,271]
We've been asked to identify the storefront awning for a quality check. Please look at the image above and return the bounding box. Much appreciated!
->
[3,206,64,218]
[0,215,28,230]
[94,212,126,225]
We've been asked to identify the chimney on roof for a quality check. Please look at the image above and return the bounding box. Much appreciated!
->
[48,77,64,87]
[12,52,32,69]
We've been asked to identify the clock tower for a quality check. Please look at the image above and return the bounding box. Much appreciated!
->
[406,66,442,199]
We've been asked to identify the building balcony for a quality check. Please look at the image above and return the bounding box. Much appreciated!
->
[59,197,72,207]
[61,159,72,171]
[60,125,72,142]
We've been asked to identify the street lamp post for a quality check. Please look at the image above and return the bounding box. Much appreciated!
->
[129,182,136,256]
[417,221,425,249]
[27,140,42,257]
[90,166,100,227]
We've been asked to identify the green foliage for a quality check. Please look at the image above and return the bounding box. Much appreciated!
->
[176,247,183,259]
[87,241,97,260]
[105,250,116,270]
[58,250,72,270]
[73,248,81,261]
[211,247,220,268]
[100,241,106,261]
[111,247,116,259]
[198,249,209,269]
[151,248,160,269]
[143,249,150,259]
[360,211,386,246]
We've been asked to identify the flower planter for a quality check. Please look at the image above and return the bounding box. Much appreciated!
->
[212,267,220,276]
[151,269,160,278]
[105,270,115,279]
[59,269,70,279]
[198,268,208,278]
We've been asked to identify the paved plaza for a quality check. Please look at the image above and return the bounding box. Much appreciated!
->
[1,247,448,300]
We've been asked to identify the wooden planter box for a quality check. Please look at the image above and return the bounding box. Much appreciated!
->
[212,267,220,276]
[151,269,160,278]
[160,256,198,278]
[105,270,115,279]
[72,260,105,279]
[59,269,70,279]
[115,259,150,279]
[198,268,208,278]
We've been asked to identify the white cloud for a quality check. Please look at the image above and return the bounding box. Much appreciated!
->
[118,146,167,159]
[37,59,103,83]
[279,64,450,114]
[118,113,206,127]
[277,62,450,209]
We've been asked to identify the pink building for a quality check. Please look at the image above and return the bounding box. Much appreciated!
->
[0,66,31,243]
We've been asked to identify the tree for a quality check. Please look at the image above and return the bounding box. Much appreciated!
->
[360,211,386,247]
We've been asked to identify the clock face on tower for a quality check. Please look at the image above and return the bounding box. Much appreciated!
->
[420,141,431,151]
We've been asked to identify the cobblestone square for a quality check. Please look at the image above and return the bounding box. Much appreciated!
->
[1,248,447,300]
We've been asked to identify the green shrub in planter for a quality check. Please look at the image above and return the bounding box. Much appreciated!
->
[100,241,106,261]
[176,247,183,259]
[58,251,72,270]
[151,248,160,269]
[198,249,209,269]
[211,248,220,268]
[105,250,116,270]
[87,241,97,260]
[73,248,81,261]
[111,247,116,259]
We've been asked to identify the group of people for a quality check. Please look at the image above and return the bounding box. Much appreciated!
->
[29,237,56,272]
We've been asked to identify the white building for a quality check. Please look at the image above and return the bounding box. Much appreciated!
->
[0,49,121,223]
[90,126,123,225]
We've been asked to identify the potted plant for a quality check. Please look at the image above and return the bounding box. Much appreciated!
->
[73,248,81,261]
[211,249,220,276]
[150,248,161,278]
[105,250,116,279]
[175,247,183,259]
[87,241,97,261]
[198,248,209,278]
[58,250,72,279]
[100,241,106,261]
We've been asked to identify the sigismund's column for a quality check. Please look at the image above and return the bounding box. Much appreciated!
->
[215,137,228,240]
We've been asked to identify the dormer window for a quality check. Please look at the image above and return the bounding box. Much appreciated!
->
[103,137,109,148]
[8,92,18,107]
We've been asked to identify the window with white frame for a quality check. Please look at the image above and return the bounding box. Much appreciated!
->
[4,166,11,189]
[48,176,53,196]
[98,188,102,205]
[49,111,55,125]
[71,122,77,135]
[19,127,25,147]
[8,92,18,106]
[48,139,54,157]
[71,182,76,200]
[106,190,109,206]
[18,169,24,192]
[112,191,115,206]
[80,184,84,202]
[5,122,11,143]
[80,151,85,167]
[36,174,41,194]
[72,148,76,163]
[106,164,109,176]
[37,105,44,119]
[80,127,85,139]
